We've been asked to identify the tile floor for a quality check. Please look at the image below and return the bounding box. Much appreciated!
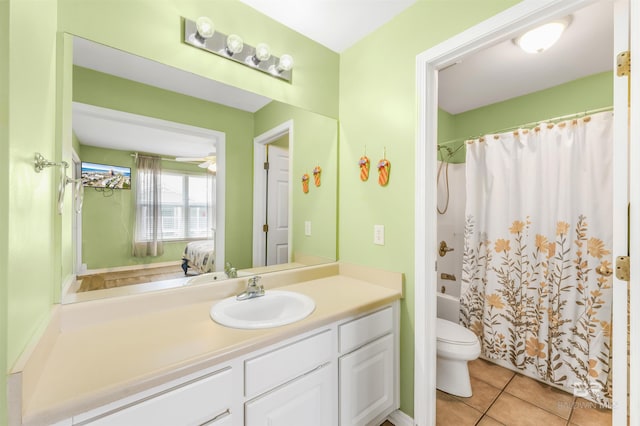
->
[435,358,613,425]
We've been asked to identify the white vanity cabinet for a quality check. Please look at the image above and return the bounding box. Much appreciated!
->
[64,302,398,426]
[338,306,398,426]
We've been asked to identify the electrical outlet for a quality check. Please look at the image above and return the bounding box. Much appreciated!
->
[374,225,385,245]
[305,221,311,236]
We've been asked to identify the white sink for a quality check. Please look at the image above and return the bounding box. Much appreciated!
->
[210,291,315,329]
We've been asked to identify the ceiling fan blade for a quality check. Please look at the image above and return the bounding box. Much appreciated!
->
[176,157,205,162]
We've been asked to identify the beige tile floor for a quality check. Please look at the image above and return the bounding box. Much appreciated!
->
[435,358,613,426]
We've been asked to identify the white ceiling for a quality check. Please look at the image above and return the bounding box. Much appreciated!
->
[237,0,416,53]
[73,103,221,158]
[438,0,613,114]
[73,37,272,113]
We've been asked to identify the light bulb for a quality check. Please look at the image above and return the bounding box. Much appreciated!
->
[277,54,294,72]
[254,43,271,62]
[195,17,215,39]
[515,17,570,54]
[226,34,244,55]
[192,16,214,47]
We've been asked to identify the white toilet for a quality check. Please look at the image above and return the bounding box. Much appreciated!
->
[436,293,481,397]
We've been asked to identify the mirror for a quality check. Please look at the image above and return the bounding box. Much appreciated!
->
[62,36,338,303]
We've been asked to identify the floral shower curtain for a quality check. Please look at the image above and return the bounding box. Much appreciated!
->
[460,111,614,405]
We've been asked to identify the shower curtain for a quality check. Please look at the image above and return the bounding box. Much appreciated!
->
[460,111,614,405]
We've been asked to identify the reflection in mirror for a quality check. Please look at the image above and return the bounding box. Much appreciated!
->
[62,36,337,303]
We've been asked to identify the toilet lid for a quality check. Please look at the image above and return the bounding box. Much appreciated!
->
[436,318,479,345]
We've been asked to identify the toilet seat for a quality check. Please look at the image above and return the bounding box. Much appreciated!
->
[436,318,478,345]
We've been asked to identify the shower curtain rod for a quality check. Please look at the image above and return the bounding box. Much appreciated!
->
[439,105,614,146]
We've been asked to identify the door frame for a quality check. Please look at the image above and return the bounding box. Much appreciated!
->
[626,0,639,422]
[414,1,635,425]
[252,120,294,267]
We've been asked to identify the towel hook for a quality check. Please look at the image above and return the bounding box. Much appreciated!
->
[34,153,84,214]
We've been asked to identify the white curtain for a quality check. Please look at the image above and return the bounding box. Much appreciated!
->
[460,111,614,405]
[132,155,164,257]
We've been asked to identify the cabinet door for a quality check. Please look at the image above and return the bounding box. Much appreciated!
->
[245,364,334,426]
[339,334,394,426]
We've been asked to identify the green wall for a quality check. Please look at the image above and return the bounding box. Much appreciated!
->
[438,71,614,164]
[74,66,255,270]
[2,0,59,423]
[254,101,338,261]
[338,0,521,416]
[79,145,209,269]
[57,0,339,118]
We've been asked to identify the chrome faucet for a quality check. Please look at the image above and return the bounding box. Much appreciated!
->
[236,276,265,301]
[225,261,237,278]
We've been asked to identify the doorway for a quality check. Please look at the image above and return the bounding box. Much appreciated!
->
[252,120,294,267]
[414,1,637,425]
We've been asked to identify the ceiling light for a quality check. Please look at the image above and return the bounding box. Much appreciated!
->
[514,16,571,54]
[225,34,244,56]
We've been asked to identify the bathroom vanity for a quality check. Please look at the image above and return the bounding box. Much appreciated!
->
[8,263,402,426]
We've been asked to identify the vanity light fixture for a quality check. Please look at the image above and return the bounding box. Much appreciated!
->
[183,17,294,82]
[514,16,571,54]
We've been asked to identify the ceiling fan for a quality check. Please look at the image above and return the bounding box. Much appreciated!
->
[175,154,217,172]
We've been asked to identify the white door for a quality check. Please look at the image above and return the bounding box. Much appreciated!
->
[245,364,333,426]
[266,144,289,266]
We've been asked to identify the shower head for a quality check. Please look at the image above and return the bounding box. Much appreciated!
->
[437,144,453,156]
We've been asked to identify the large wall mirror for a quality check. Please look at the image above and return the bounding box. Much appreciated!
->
[62,36,338,303]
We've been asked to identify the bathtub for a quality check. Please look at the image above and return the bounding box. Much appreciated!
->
[437,292,461,323]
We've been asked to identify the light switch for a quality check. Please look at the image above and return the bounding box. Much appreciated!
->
[374,224,385,245]
[305,221,311,236]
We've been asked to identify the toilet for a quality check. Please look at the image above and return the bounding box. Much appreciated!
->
[436,293,481,397]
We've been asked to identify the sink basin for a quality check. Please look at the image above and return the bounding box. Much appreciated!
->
[210,291,315,329]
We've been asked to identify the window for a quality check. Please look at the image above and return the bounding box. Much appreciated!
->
[137,171,215,242]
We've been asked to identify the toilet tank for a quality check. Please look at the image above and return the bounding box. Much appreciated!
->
[437,292,460,323]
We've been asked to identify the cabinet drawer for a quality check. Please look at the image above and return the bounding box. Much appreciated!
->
[245,330,332,398]
[79,368,233,426]
[339,307,392,354]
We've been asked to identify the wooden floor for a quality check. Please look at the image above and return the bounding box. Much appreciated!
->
[77,264,189,292]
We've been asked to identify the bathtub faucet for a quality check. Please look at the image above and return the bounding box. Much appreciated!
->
[439,240,454,257]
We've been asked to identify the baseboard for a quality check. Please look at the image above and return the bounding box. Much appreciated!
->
[61,274,77,297]
[387,409,414,426]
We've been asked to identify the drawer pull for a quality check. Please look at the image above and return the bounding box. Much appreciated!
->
[200,408,231,425]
